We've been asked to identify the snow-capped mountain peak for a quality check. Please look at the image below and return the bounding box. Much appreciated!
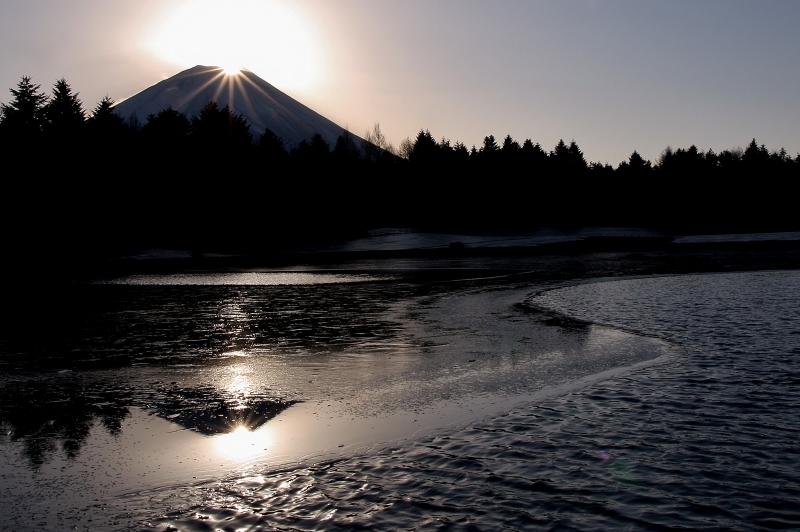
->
[113,65,357,149]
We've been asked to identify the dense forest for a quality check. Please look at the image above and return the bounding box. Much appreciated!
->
[1,76,798,264]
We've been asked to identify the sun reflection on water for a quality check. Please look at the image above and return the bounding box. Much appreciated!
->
[215,425,272,461]
[222,362,256,399]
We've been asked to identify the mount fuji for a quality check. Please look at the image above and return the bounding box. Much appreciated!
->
[113,65,359,149]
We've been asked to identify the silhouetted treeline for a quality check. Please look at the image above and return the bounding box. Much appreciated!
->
[1,76,798,264]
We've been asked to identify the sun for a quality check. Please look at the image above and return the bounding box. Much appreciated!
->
[147,0,321,91]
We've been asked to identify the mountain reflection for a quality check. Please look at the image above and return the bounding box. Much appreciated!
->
[148,382,297,435]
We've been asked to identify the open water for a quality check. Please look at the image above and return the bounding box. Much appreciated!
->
[1,269,799,530]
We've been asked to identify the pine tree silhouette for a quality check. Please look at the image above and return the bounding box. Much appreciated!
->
[42,78,85,138]
[190,101,253,150]
[259,127,288,162]
[89,96,124,127]
[142,107,191,148]
[0,76,48,141]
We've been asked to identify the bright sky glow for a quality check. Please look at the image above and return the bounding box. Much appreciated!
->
[146,0,320,92]
[1,0,799,165]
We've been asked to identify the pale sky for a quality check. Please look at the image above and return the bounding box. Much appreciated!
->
[1,0,798,165]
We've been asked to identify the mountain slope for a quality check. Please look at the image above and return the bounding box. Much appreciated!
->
[113,65,358,149]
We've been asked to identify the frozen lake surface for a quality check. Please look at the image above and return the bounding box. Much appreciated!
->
[1,268,798,530]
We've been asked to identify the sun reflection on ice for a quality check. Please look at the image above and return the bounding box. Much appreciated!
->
[222,362,257,407]
[215,425,272,461]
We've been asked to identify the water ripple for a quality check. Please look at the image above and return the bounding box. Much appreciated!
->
[145,271,800,531]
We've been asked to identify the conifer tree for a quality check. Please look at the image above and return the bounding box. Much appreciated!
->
[409,129,438,165]
[42,78,85,137]
[655,146,674,170]
[551,139,570,160]
[617,150,652,172]
[501,135,521,153]
[89,96,124,128]
[0,76,48,138]
[142,107,191,145]
[743,138,769,166]
[87,96,129,143]
[568,140,588,170]
[481,135,500,154]
[290,133,330,167]
[332,130,360,165]
[717,148,743,172]
[550,139,575,176]
[259,127,288,161]
[452,141,469,161]
[308,133,332,162]
[190,101,252,149]
[478,135,501,168]
[501,135,522,166]
[521,139,548,167]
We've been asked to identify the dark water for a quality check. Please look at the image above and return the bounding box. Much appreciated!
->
[142,270,800,531]
[1,270,798,530]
